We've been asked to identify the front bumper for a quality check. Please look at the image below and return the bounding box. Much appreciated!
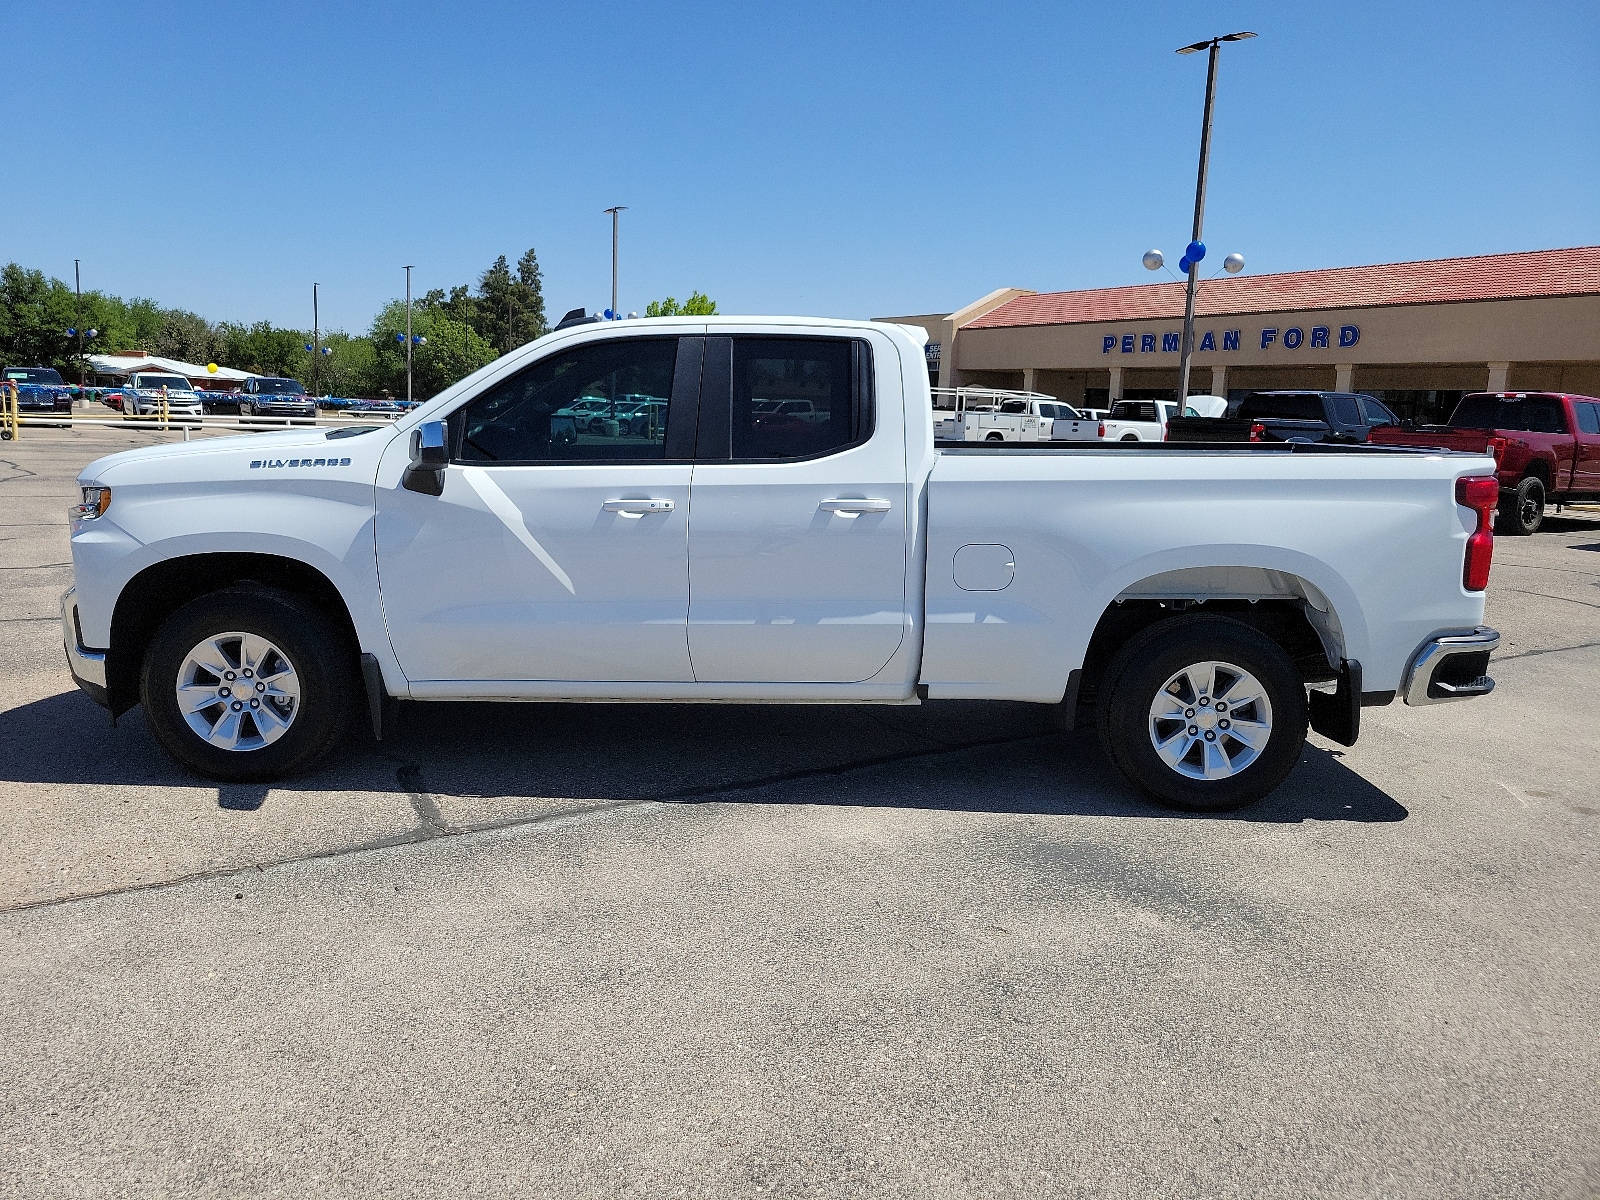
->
[1402,626,1499,705]
[60,587,110,710]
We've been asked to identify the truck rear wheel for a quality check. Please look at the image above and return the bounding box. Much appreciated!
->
[141,587,357,782]
[1496,475,1544,536]
[1096,615,1308,812]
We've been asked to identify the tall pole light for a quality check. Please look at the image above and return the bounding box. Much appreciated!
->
[603,206,626,318]
[74,260,85,387]
[1174,31,1255,402]
[312,283,321,398]
[404,265,414,405]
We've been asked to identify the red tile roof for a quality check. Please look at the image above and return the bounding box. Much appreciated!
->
[966,246,1600,329]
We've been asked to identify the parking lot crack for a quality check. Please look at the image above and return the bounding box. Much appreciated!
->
[394,762,452,838]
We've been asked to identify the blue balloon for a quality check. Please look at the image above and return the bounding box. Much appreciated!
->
[1186,240,1206,263]
[1177,257,1192,274]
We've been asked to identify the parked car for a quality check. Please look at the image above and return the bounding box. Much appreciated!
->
[616,396,670,437]
[1166,391,1392,445]
[216,377,319,419]
[121,373,204,419]
[1369,392,1600,534]
[63,317,1501,815]
[2,365,73,424]
[553,396,617,432]
[933,390,1070,442]
[1065,396,1230,442]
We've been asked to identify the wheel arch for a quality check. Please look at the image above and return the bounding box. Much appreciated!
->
[1070,564,1356,724]
[106,552,362,718]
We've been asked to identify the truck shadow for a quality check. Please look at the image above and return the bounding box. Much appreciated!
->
[0,689,1404,825]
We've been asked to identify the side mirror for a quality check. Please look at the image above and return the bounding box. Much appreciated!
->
[403,420,448,496]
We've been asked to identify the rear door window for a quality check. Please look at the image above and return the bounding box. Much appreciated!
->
[1577,403,1600,435]
[726,337,871,460]
[1330,395,1362,426]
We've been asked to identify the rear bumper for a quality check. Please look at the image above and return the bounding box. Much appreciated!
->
[1402,626,1499,706]
[60,587,110,710]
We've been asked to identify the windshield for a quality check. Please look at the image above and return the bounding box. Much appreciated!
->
[255,378,307,394]
[134,375,193,391]
[4,367,64,384]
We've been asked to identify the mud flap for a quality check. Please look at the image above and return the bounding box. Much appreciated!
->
[1308,658,1361,747]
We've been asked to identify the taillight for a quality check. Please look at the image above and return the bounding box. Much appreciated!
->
[1487,436,1507,466]
[1097,421,1105,438]
[1457,475,1498,591]
[1249,422,1266,442]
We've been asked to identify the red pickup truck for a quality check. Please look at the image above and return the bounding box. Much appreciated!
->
[1369,392,1600,534]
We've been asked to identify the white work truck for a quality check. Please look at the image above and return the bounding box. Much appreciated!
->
[62,316,1502,812]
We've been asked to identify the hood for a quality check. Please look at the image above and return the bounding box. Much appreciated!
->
[79,425,396,484]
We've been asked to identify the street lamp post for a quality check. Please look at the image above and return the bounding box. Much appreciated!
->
[404,265,414,404]
[603,206,626,318]
[74,260,86,388]
[1174,31,1255,402]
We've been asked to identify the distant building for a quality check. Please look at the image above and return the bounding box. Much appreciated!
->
[86,353,255,391]
[883,246,1600,424]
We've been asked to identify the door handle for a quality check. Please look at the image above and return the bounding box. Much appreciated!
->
[603,498,674,515]
[819,497,891,514]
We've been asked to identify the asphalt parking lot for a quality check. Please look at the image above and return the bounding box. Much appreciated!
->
[2,426,1598,1199]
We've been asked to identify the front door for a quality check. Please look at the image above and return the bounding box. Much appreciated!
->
[376,334,701,683]
[686,333,910,684]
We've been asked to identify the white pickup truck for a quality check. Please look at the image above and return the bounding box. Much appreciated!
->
[61,316,1502,812]
[1056,396,1230,442]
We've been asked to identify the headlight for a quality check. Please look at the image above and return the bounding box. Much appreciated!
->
[74,486,112,520]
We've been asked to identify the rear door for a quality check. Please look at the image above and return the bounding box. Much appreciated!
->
[686,332,910,683]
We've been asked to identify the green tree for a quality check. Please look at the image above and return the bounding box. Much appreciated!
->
[218,321,311,379]
[368,299,497,400]
[0,264,78,372]
[645,291,717,317]
[472,247,548,354]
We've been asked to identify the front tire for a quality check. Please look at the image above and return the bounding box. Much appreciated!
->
[141,587,357,782]
[1096,615,1308,812]
[1496,475,1544,536]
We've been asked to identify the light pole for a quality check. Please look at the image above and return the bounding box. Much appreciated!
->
[74,260,86,387]
[404,265,414,403]
[1174,31,1255,401]
[603,206,626,318]
[303,283,331,399]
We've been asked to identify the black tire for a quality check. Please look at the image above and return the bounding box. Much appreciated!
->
[1095,615,1308,813]
[141,587,357,782]
[985,432,1005,441]
[1496,475,1544,536]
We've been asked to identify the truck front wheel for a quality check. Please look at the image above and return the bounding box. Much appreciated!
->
[1496,475,1544,536]
[1096,615,1308,812]
[141,587,357,782]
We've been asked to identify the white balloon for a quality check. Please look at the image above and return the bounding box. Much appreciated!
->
[1142,249,1164,271]
[1223,253,1246,274]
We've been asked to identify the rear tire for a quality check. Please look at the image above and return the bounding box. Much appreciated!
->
[1120,434,1139,441]
[141,587,357,782]
[1096,615,1308,813]
[985,432,1005,441]
[1496,475,1544,536]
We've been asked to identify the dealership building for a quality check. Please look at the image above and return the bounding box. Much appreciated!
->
[888,246,1600,425]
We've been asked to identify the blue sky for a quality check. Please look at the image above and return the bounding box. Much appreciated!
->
[5,0,1597,333]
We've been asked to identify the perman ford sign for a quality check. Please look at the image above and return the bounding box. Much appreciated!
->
[1103,324,1360,354]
